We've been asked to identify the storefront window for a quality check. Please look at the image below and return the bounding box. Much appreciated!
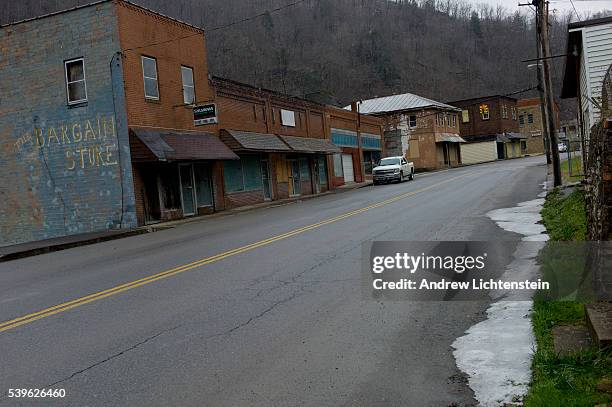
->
[333,154,343,177]
[159,165,181,209]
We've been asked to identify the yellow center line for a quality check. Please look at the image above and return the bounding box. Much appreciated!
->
[0,172,473,333]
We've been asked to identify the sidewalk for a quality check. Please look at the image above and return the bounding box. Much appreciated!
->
[0,181,373,261]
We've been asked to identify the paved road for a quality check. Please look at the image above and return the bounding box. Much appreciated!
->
[0,156,547,407]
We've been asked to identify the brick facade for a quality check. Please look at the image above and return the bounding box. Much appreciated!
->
[451,96,520,137]
[0,1,137,246]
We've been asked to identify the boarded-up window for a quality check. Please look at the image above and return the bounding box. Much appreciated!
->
[333,154,343,176]
[224,160,245,193]
[462,110,470,123]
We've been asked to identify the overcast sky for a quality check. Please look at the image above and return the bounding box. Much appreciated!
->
[470,0,612,18]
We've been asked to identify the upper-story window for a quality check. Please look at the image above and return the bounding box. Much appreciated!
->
[280,109,296,127]
[511,107,517,120]
[519,115,525,126]
[142,56,159,100]
[408,115,417,128]
[437,113,445,126]
[181,66,195,105]
[479,104,490,120]
[501,104,509,119]
[451,114,457,127]
[65,58,88,105]
[528,113,534,124]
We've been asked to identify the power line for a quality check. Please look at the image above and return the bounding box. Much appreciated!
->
[121,0,309,53]
[568,0,583,21]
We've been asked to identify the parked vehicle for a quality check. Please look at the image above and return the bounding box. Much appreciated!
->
[372,156,414,184]
[558,142,568,152]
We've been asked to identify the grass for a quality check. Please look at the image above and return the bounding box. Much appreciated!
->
[524,188,612,407]
[540,189,587,242]
[560,156,584,183]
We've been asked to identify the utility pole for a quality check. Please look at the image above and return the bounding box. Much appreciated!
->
[533,11,552,165]
[537,0,562,186]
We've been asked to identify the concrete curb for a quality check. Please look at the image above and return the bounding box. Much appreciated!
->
[0,181,375,261]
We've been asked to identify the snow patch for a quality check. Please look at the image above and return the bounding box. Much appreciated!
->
[452,189,549,406]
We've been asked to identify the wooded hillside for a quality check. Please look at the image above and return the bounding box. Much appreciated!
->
[1,0,595,110]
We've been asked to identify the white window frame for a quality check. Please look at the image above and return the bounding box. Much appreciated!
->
[181,65,195,105]
[64,58,88,105]
[142,56,159,100]
[280,109,296,127]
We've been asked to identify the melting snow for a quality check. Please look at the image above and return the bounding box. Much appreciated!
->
[452,185,549,406]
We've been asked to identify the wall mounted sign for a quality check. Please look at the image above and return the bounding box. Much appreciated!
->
[193,104,217,126]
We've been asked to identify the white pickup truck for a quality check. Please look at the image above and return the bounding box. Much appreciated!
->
[372,156,414,185]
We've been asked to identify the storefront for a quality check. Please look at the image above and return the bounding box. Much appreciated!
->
[361,132,383,175]
[129,127,238,225]
[219,130,339,208]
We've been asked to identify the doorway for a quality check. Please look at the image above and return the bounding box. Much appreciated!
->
[261,160,272,200]
[288,159,301,196]
[179,164,196,216]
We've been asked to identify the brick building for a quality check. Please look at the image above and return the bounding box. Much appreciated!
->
[0,0,382,245]
[348,93,465,171]
[516,97,560,156]
[449,95,526,162]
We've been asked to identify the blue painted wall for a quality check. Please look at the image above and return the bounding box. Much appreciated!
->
[0,1,137,246]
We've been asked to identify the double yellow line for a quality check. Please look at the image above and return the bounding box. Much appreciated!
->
[0,172,471,334]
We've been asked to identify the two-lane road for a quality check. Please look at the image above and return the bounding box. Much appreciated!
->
[0,156,547,407]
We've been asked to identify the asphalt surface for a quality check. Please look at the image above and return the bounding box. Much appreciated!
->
[0,156,548,407]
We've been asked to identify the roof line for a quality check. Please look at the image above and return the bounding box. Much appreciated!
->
[1,0,204,32]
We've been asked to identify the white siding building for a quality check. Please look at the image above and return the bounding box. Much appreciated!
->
[562,16,612,154]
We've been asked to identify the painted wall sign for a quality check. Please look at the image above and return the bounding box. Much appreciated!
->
[193,104,217,125]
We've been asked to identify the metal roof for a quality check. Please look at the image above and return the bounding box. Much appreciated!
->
[221,130,291,152]
[130,128,239,161]
[279,135,341,154]
[345,93,461,114]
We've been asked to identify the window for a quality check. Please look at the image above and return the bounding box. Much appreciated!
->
[408,115,417,128]
[451,114,457,127]
[181,66,195,105]
[528,113,534,124]
[333,154,343,176]
[281,109,296,127]
[142,56,159,100]
[223,155,262,193]
[519,115,525,127]
[521,140,527,152]
[511,107,517,120]
[461,109,470,123]
[65,58,87,105]
[437,113,445,126]
[501,104,508,119]
[479,104,490,120]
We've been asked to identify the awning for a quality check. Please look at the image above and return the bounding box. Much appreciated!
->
[506,132,527,140]
[435,133,466,143]
[130,127,239,161]
[279,135,342,154]
[220,129,291,152]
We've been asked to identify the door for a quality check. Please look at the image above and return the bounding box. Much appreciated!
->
[194,163,213,208]
[313,159,321,194]
[342,153,354,182]
[179,164,196,216]
[261,160,272,200]
[288,159,301,196]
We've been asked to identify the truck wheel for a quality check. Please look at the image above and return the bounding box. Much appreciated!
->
[409,170,414,181]
[399,172,404,183]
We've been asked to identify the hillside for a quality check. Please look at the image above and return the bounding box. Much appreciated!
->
[2,0,575,107]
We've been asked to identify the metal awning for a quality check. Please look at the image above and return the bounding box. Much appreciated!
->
[279,135,341,154]
[130,127,239,161]
[506,132,527,140]
[220,129,291,152]
[435,133,466,143]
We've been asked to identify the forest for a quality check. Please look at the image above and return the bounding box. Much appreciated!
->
[3,0,610,114]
